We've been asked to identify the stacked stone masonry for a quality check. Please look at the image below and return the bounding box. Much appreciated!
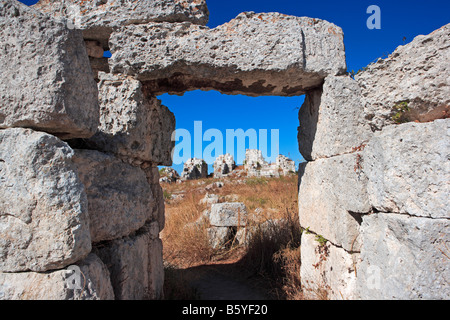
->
[0,0,448,300]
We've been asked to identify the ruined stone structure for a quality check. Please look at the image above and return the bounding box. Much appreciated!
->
[245,150,296,177]
[181,158,208,180]
[0,0,448,300]
[213,153,236,178]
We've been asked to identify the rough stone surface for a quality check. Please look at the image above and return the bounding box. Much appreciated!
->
[109,12,346,96]
[94,224,163,300]
[86,72,175,165]
[72,149,154,243]
[0,0,99,139]
[298,153,370,251]
[181,158,208,180]
[300,232,359,300]
[363,119,449,219]
[0,128,91,272]
[244,149,268,175]
[159,167,180,183]
[34,0,209,49]
[356,24,450,131]
[209,202,248,227]
[298,75,372,161]
[0,253,114,300]
[357,213,450,300]
[275,155,296,175]
[213,153,235,178]
[143,165,166,232]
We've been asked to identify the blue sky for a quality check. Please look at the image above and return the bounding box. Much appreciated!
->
[19,0,450,174]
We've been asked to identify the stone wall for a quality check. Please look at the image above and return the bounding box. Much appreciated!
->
[298,24,449,299]
[0,0,176,300]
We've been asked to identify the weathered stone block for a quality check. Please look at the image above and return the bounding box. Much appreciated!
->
[181,158,208,180]
[0,128,91,272]
[94,224,163,300]
[363,119,449,219]
[0,253,114,300]
[0,0,99,139]
[357,213,450,299]
[300,232,359,300]
[72,149,154,243]
[109,12,346,96]
[298,153,370,251]
[298,75,372,161]
[209,202,248,227]
[356,23,450,131]
[88,72,175,166]
[34,0,209,49]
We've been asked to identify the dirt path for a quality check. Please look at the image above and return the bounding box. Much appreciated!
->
[177,262,271,300]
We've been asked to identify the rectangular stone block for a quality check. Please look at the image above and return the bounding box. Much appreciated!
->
[0,128,91,272]
[0,0,99,139]
[363,119,449,219]
[94,223,164,300]
[298,153,370,251]
[72,149,154,243]
[109,12,346,96]
[298,75,372,161]
[300,232,359,300]
[87,72,175,166]
[0,253,114,300]
[357,213,450,299]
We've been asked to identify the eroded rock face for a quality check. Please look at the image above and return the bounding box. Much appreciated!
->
[0,0,99,139]
[356,24,450,131]
[363,119,450,219]
[0,128,91,272]
[0,253,114,300]
[34,0,209,49]
[357,213,450,300]
[109,12,346,96]
[86,72,175,166]
[72,149,154,243]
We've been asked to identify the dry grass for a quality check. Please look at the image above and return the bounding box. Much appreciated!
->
[161,173,305,299]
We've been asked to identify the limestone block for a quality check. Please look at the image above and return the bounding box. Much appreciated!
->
[298,75,372,161]
[0,128,91,272]
[298,153,370,251]
[300,232,359,300]
[94,224,164,300]
[209,203,248,227]
[0,253,114,300]
[356,24,450,130]
[357,213,450,299]
[109,12,346,96]
[0,0,99,139]
[72,149,154,243]
[363,119,449,219]
[88,72,175,165]
[34,0,209,49]
[143,165,166,232]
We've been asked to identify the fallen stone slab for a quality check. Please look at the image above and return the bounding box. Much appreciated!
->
[0,128,91,272]
[209,202,248,227]
[0,0,99,139]
[109,12,347,96]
